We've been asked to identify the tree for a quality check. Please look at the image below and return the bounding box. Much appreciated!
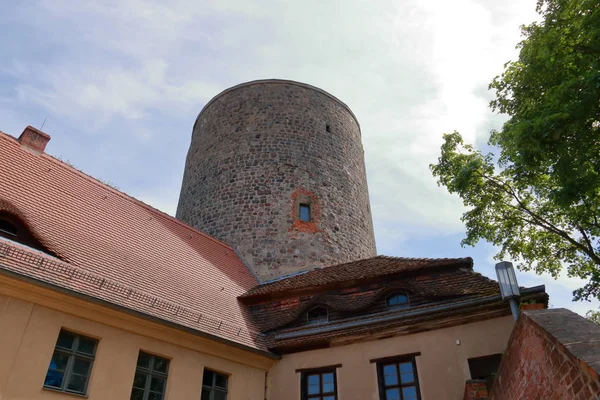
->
[430,0,600,301]
[588,310,600,325]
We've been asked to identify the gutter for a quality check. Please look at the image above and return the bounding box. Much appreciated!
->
[274,285,546,341]
[0,267,280,360]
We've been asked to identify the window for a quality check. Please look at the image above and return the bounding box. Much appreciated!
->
[130,351,169,400]
[299,203,311,222]
[377,357,421,400]
[307,307,328,325]
[0,211,52,254]
[386,293,409,309]
[468,353,502,390]
[0,218,17,237]
[44,329,98,395]
[201,369,228,400]
[301,369,337,400]
[325,124,331,133]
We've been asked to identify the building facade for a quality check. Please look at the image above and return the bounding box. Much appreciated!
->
[0,80,547,400]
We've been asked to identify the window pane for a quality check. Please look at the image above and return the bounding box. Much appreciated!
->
[49,352,70,372]
[214,390,227,400]
[133,372,147,389]
[137,352,151,369]
[322,373,334,383]
[150,376,166,393]
[67,374,87,393]
[72,358,92,376]
[322,372,334,393]
[203,369,214,387]
[201,388,211,400]
[148,392,163,400]
[77,337,97,355]
[153,357,169,373]
[56,331,75,350]
[307,308,328,324]
[400,371,414,384]
[383,364,398,386]
[402,386,418,400]
[307,374,320,385]
[307,374,320,394]
[385,388,400,400]
[387,294,408,307]
[44,370,64,388]
[215,372,228,389]
[130,388,145,400]
[299,204,310,222]
[323,397,336,400]
[399,362,412,373]
[399,362,414,384]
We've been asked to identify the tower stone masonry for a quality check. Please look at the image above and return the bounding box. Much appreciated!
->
[176,79,377,281]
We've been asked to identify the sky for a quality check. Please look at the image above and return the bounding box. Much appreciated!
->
[0,0,597,316]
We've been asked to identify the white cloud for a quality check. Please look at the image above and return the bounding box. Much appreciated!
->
[2,0,541,234]
[3,0,594,316]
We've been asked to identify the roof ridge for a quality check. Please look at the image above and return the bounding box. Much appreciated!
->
[241,255,474,298]
[0,131,236,253]
[375,255,472,262]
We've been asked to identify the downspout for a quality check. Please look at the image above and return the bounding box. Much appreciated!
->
[264,371,269,400]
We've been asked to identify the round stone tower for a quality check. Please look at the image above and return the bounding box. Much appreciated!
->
[176,79,376,281]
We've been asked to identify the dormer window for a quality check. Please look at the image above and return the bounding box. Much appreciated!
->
[307,306,328,325]
[386,293,409,309]
[0,210,53,255]
[0,219,17,237]
[299,203,311,222]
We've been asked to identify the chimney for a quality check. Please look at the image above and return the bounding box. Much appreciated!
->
[18,125,51,153]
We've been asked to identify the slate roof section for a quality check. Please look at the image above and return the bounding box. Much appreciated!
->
[242,256,474,298]
[0,130,265,352]
[267,285,548,352]
[245,265,505,333]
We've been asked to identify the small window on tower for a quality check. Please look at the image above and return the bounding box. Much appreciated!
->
[299,204,311,222]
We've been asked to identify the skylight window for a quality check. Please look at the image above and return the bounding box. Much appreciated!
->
[0,219,17,237]
[306,307,328,325]
[386,293,409,309]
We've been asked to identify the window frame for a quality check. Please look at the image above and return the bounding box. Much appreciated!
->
[201,368,229,400]
[300,367,338,400]
[43,329,98,396]
[375,355,422,400]
[130,351,170,400]
[306,306,328,325]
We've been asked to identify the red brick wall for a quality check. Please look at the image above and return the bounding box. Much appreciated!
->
[464,380,489,400]
[490,309,600,400]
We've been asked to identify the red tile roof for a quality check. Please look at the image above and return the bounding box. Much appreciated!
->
[0,131,267,352]
[241,256,474,298]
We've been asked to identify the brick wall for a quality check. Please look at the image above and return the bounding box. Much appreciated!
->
[464,380,489,400]
[176,80,377,281]
[489,308,600,400]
